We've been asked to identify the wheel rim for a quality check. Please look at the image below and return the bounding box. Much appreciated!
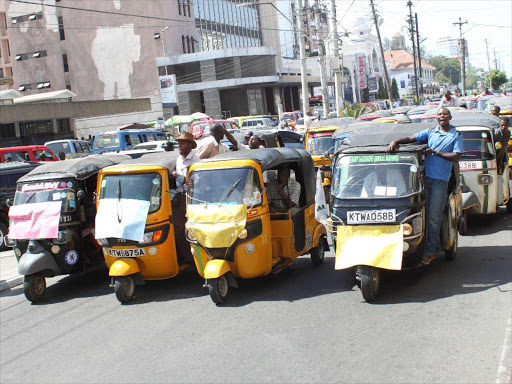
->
[372,268,380,294]
[33,277,45,296]
[0,231,4,247]
[123,277,135,298]
[218,276,228,298]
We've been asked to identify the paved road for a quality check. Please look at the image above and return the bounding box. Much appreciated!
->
[1,210,511,383]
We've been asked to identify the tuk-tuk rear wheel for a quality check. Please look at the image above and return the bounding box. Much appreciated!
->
[208,275,229,304]
[0,222,8,251]
[24,274,46,303]
[358,266,380,302]
[458,211,468,236]
[310,235,326,266]
[445,231,458,261]
[114,276,136,303]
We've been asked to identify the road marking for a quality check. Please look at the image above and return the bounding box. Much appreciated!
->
[496,305,512,384]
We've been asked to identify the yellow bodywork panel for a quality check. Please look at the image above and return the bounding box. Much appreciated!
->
[187,204,247,248]
[204,259,232,279]
[335,225,403,270]
[109,258,141,276]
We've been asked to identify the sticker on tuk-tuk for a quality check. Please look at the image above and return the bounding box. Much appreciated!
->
[60,192,67,199]
[101,180,106,188]
[67,182,73,188]
[67,192,75,200]
[64,250,79,265]
[410,165,418,172]
[243,197,252,205]
[152,178,160,185]
[151,196,160,205]
[350,155,400,164]
[53,192,61,201]
[482,132,487,138]
[69,200,76,209]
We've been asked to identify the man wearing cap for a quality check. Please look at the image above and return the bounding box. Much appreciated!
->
[171,132,199,263]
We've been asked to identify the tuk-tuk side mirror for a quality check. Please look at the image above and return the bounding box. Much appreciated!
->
[164,141,175,152]
[77,190,86,201]
[5,199,12,208]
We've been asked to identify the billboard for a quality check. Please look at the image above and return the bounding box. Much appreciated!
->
[159,74,178,108]
[357,53,367,89]
[368,77,378,93]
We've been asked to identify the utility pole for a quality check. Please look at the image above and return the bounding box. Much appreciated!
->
[296,0,309,114]
[314,0,329,119]
[485,39,491,73]
[493,48,498,70]
[370,0,394,109]
[407,1,419,103]
[415,13,424,102]
[453,17,468,95]
[329,0,343,115]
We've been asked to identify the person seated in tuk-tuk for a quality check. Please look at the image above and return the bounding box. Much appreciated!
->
[361,165,407,198]
[494,118,511,175]
[237,135,266,151]
[387,107,464,265]
[491,106,501,117]
[172,132,199,263]
[266,168,301,212]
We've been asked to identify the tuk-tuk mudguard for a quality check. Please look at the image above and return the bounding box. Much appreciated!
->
[313,225,329,251]
[204,259,232,279]
[18,251,60,277]
[462,191,481,211]
[109,258,140,277]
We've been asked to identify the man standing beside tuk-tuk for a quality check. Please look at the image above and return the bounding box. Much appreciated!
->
[494,118,511,175]
[172,132,199,262]
[387,107,464,265]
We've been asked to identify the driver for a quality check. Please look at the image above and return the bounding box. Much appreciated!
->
[361,165,407,197]
[267,169,301,212]
[387,107,463,265]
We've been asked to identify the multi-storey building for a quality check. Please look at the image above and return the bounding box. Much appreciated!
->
[0,1,13,91]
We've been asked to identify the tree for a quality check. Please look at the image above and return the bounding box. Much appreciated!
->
[377,77,389,99]
[362,87,370,103]
[465,65,483,91]
[486,69,508,90]
[391,78,400,100]
[341,103,374,118]
[427,56,461,85]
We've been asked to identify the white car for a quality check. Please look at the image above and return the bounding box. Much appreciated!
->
[294,118,306,133]
[132,140,174,151]
[240,118,274,129]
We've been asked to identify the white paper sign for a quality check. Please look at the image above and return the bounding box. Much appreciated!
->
[95,198,150,242]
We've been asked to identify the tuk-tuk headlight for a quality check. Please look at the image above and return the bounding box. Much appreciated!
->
[186,229,196,242]
[403,223,413,236]
[139,230,163,245]
[238,228,248,239]
[477,174,492,185]
[97,238,108,246]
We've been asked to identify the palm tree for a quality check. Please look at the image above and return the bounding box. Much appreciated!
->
[341,103,374,118]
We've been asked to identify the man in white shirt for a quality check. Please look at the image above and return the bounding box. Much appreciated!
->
[304,111,313,130]
[196,123,238,159]
[441,91,457,107]
[171,132,199,263]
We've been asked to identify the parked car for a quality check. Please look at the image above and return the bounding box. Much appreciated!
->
[45,139,92,160]
[0,161,40,250]
[132,140,175,151]
[92,129,167,154]
[240,118,274,129]
[0,145,59,163]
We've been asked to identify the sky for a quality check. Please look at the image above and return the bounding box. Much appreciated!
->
[335,0,512,77]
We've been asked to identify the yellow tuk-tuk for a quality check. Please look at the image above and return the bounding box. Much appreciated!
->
[95,152,192,303]
[185,148,328,304]
[304,126,337,195]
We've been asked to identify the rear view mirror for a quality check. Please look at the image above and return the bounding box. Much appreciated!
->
[77,190,86,201]
[5,199,12,208]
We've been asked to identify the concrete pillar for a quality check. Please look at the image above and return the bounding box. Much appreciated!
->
[350,68,357,103]
[201,59,216,82]
[52,119,58,133]
[233,57,242,78]
[178,92,192,115]
[273,87,283,119]
[204,88,222,119]
[14,122,21,138]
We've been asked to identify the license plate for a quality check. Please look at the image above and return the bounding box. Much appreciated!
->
[107,248,146,258]
[459,161,482,171]
[347,209,396,224]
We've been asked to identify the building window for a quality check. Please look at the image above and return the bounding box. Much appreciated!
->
[0,123,16,139]
[62,54,69,72]
[186,36,191,54]
[58,16,65,40]
[57,119,71,133]
[186,1,191,17]
[183,0,187,16]
[182,35,186,53]
[20,120,53,137]
[0,69,3,78]
[190,37,195,53]
[178,0,182,15]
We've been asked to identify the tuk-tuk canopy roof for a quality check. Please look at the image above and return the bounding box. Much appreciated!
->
[111,151,180,170]
[311,117,356,128]
[338,123,436,154]
[199,148,316,205]
[19,154,131,182]
[450,111,500,129]
[332,122,394,139]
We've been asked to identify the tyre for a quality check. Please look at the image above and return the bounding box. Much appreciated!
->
[0,222,8,252]
[458,211,468,236]
[358,266,380,302]
[24,274,46,303]
[208,275,229,304]
[114,276,136,303]
[310,235,325,266]
[507,198,512,214]
[445,230,458,261]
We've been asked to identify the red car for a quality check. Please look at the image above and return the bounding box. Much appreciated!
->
[0,145,59,163]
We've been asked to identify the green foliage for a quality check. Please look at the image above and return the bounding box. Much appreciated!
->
[486,69,508,90]
[377,77,389,99]
[341,103,369,118]
[362,87,370,103]
[427,56,461,85]
[391,78,400,100]
[465,65,482,90]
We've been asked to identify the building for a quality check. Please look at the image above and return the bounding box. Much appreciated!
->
[384,49,436,98]
[0,1,13,90]
[391,33,406,50]
[431,36,468,61]
[3,0,200,140]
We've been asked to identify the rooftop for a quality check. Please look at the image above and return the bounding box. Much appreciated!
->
[384,50,435,71]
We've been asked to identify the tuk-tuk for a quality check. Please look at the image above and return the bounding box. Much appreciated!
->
[7,154,129,302]
[95,152,191,303]
[186,148,328,304]
[304,126,338,196]
[330,123,462,301]
[455,112,512,222]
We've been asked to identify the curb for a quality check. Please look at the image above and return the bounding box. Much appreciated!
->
[0,276,23,293]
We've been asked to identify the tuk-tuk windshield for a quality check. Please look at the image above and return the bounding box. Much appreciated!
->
[189,167,262,205]
[460,131,494,160]
[99,173,161,213]
[14,180,76,212]
[333,154,420,199]
[95,134,120,149]
[307,132,334,155]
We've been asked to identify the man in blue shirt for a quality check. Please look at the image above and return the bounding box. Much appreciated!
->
[387,107,464,265]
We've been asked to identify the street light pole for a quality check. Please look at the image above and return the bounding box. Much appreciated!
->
[314,0,329,119]
[296,0,309,114]
[329,0,343,115]
[161,26,169,75]
[415,13,424,101]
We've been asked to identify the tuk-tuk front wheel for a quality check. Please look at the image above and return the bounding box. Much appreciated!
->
[310,235,326,266]
[114,276,136,303]
[445,230,458,261]
[0,222,8,251]
[358,266,380,302]
[208,275,229,304]
[24,274,46,303]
